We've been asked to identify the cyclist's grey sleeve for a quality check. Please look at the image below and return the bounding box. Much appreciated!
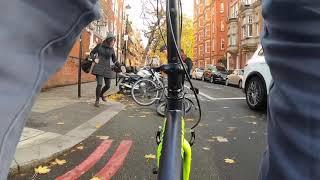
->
[260,0,320,180]
[0,0,99,179]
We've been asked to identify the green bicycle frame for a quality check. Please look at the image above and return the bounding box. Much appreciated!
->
[157,117,192,180]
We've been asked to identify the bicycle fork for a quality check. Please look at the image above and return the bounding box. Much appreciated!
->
[154,118,194,180]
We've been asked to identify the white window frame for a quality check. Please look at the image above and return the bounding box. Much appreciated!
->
[205,41,211,53]
[220,3,224,13]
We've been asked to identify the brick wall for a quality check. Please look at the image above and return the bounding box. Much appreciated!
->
[42,30,102,89]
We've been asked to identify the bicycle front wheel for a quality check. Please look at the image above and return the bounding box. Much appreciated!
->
[131,79,159,106]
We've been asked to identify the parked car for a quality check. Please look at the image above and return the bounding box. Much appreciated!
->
[202,65,228,83]
[243,46,272,110]
[192,68,204,80]
[226,69,244,88]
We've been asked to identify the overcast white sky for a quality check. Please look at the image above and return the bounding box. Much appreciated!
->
[126,0,193,47]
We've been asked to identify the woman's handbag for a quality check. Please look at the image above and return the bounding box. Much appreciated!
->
[81,56,93,73]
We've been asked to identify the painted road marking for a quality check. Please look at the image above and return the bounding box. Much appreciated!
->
[185,85,245,101]
[95,140,133,179]
[56,140,113,180]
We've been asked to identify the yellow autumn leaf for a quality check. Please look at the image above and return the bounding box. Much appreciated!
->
[77,146,84,150]
[90,177,101,180]
[34,166,51,174]
[50,161,57,165]
[224,158,236,164]
[144,154,156,159]
[57,122,65,125]
[55,158,67,165]
[96,136,109,140]
[95,124,101,129]
[185,118,194,122]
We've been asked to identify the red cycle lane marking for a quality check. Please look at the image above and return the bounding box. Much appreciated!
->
[56,140,113,180]
[95,140,133,180]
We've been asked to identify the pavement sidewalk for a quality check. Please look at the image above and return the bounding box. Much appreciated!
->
[10,80,125,173]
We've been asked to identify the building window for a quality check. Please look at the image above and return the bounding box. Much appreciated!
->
[205,0,210,6]
[212,38,215,51]
[256,22,259,36]
[242,15,253,38]
[196,0,200,5]
[212,5,215,15]
[199,44,204,57]
[220,20,224,31]
[205,41,211,53]
[221,39,225,50]
[212,21,215,33]
[230,35,236,46]
[205,25,210,37]
[230,4,239,18]
[199,17,204,27]
[243,0,255,5]
[220,3,224,12]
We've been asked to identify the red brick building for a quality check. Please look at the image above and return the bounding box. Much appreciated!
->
[44,0,127,89]
[193,0,228,68]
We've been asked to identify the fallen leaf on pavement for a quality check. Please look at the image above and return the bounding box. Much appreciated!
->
[140,115,146,118]
[251,131,257,134]
[224,158,236,164]
[248,121,257,125]
[144,154,156,159]
[185,118,194,122]
[90,177,101,180]
[34,166,51,174]
[77,146,84,150]
[212,136,229,142]
[216,119,223,122]
[95,124,101,129]
[96,136,109,140]
[142,111,152,115]
[202,147,210,150]
[227,127,237,132]
[223,107,230,109]
[57,122,64,125]
[50,161,57,165]
[207,139,215,142]
[55,158,67,165]
[128,116,135,118]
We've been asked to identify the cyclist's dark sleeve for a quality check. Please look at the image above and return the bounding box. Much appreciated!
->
[259,1,320,180]
[0,0,99,179]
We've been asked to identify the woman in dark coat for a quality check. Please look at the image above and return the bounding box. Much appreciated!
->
[90,33,120,107]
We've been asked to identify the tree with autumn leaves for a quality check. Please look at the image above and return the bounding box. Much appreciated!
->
[140,0,194,65]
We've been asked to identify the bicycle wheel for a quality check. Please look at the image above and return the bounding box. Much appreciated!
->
[156,101,166,117]
[184,98,194,113]
[131,79,159,106]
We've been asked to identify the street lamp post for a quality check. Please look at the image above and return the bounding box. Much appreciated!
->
[124,5,131,67]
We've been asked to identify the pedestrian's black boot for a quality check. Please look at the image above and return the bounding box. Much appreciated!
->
[94,100,100,107]
[95,84,102,107]
[100,96,107,102]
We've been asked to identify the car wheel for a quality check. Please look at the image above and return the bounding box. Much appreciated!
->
[210,76,215,83]
[225,79,229,86]
[238,80,242,89]
[245,76,267,110]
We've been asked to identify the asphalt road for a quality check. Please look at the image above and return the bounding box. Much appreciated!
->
[9,80,267,180]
